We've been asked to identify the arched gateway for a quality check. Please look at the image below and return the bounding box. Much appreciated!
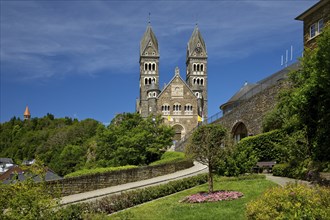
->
[232,122,248,143]
[172,124,185,141]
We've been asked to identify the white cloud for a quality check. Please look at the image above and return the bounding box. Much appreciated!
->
[0,0,315,82]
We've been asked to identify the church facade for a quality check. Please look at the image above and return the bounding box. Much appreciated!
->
[136,24,208,141]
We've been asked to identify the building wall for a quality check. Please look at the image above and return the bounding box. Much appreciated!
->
[302,1,330,48]
[157,76,199,139]
[213,81,289,137]
[47,160,193,196]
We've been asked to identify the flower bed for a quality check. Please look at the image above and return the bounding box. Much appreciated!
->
[181,191,244,203]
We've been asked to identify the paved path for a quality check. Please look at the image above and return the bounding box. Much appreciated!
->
[60,162,207,205]
[265,174,311,186]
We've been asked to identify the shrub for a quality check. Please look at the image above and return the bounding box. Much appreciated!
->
[149,151,185,166]
[272,163,290,176]
[64,165,138,178]
[246,183,330,220]
[217,130,285,176]
[67,174,208,215]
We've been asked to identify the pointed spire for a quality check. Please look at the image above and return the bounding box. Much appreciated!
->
[24,105,31,120]
[187,25,207,57]
[140,21,159,56]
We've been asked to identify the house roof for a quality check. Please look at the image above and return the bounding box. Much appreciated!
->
[295,0,328,21]
[0,158,14,164]
[0,166,62,183]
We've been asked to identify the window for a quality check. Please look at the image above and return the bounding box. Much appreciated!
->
[173,103,181,114]
[144,77,156,85]
[162,104,170,115]
[309,19,324,39]
[184,104,193,115]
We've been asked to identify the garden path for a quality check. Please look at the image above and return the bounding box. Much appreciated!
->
[60,161,207,205]
[265,174,311,186]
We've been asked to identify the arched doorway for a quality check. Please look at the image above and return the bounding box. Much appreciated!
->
[232,122,248,143]
[172,124,184,142]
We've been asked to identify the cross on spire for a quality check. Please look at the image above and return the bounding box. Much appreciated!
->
[148,12,151,25]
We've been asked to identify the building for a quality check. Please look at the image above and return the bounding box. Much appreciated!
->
[24,105,31,120]
[214,0,329,142]
[295,0,330,49]
[136,24,208,141]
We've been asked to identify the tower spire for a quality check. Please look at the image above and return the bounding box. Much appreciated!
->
[24,105,31,120]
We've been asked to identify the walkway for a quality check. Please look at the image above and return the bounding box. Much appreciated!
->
[265,174,311,186]
[60,161,207,205]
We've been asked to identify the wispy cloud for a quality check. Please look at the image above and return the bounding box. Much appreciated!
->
[1,0,315,82]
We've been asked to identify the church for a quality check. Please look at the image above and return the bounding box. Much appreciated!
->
[136,24,208,141]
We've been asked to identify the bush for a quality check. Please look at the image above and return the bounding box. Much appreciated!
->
[217,130,285,176]
[64,165,138,178]
[149,151,185,166]
[246,183,330,220]
[272,163,290,176]
[66,174,208,215]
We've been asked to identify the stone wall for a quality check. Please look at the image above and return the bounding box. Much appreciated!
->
[213,82,289,136]
[47,160,193,196]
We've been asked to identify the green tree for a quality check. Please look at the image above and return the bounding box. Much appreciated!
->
[0,161,59,220]
[96,113,174,167]
[262,25,330,162]
[186,124,227,193]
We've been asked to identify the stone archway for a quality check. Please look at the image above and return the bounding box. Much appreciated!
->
[172,124,185,141]
[232,122,248,143]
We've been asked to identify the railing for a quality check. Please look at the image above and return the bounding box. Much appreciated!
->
[174,62,300,152]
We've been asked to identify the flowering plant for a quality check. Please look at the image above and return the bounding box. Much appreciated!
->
[180,191,243,203]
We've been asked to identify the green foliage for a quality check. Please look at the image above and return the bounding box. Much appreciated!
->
[262,26,330,162]
[272,164,290,177]
[0,116,101,176]
[0,163,60,220]
[109,176,276,220]
[1,112,174,176]
[217,130,286,176]
[96,113,174,167]
[64,165,138,178]
[246,183,330,220]
[186,124,227,192]
[66,174,208,215]
[149,151,185,166]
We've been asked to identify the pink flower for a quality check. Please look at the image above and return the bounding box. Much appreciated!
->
[181,191,244,203]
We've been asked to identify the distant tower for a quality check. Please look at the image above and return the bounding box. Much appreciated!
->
[24,106,31,120]
[186,25,208,118]
[139,22,160,118]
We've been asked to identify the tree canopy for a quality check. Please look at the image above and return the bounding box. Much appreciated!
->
[186,124,227,193]
[0,113,174,176]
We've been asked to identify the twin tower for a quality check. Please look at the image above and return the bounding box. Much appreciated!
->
[136,24,208,141]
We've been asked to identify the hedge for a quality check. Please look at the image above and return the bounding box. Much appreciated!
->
[217,130,286,176]
[246,183,330,219]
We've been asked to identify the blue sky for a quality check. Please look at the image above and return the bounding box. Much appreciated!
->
[0,0,317,124]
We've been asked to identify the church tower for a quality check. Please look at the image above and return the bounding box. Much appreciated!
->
[24,105,31,120]
[138,23,160,117]
[186,25,208,119]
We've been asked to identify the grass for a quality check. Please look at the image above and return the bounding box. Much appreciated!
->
[106,176,277,220]
[149,151,186,166]
[64,165,138,178]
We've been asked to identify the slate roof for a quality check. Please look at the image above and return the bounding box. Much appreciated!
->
[220,62,300,111]
[0,158,14,164]
[187,25,207,57]
[140,25,159,56]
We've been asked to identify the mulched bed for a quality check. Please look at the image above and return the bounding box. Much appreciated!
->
[180,190,244,203]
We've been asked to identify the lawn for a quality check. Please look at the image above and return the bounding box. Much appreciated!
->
[107,177,277,220]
